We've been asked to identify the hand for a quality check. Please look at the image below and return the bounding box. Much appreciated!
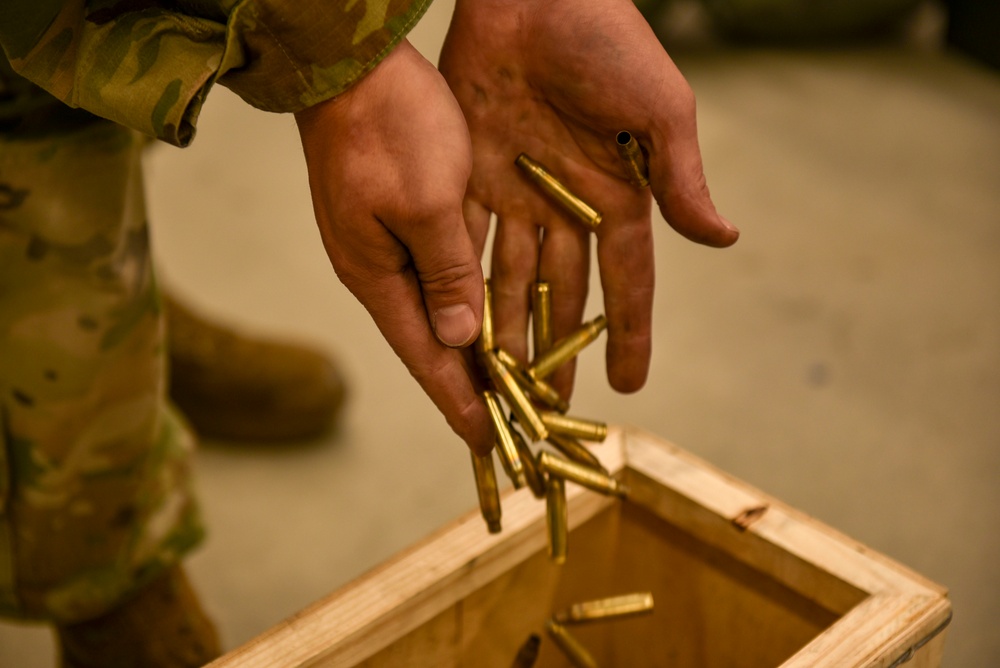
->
[295,41,492,454]
[440,0,739,397]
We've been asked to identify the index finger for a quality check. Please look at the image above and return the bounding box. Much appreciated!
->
[644,80,740,248]
[332,225,494,455]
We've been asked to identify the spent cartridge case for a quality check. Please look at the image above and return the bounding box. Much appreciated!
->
[484,390,526,488]
[470,451,502,534]
[515,153,602,231]
[496,347,569,413]
[546,475,568,564]
[529,315,608,381]
[553,592,655,625]
[483,351,548,442]
[615,131,650,188]
[538,451,628,498]
[532,281,553,358]
[545,621,599,668]
[476,277,495,357]
[540,411,608,443]
[513,428,547,499]
[511,633,541,668]
[545,432,606,475]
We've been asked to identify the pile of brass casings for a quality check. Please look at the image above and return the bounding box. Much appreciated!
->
[472,138,654,668]
[472,132,650,553]
[470,276,621,563]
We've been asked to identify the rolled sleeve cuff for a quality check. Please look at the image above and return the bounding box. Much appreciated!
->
[5,0,433,147]
[220,0,434,113]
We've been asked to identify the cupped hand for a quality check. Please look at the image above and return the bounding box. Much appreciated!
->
[295,40,492,454]
[439,0,739,398]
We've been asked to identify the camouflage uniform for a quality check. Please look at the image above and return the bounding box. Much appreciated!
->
[0,0,432,624]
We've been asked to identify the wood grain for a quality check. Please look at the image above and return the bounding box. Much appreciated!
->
[207,427,950,668]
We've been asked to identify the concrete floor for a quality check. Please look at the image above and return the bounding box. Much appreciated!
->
[1,2,998,666]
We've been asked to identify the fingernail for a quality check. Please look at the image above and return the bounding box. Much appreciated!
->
[434,304,477,347]
[720,215,740,235]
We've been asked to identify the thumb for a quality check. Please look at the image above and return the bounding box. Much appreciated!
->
[391,209,485,348]
[646,90,740,248]
[650,144,740,248]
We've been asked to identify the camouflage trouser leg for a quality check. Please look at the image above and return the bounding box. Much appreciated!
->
[0,118,204,624]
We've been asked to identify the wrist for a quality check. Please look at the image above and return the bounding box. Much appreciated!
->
[295,39,416,130]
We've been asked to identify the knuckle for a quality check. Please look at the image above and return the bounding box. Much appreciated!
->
[418,260,478,299]
[325,238,410,300]
[407,355,444,388]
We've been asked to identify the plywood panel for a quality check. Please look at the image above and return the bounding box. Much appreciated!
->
[207,428,950,668]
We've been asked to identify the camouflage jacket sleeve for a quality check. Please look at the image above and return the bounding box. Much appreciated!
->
[0,0,434,147]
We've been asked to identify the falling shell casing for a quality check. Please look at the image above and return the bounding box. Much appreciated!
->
[483,351,548,442]
[538,451,628,498]
[484,390,526,488]
[615,131,650,188]
[511,633,542,668]
[515,154,602,231]
[529,315,608,382]
[545,620,599,668]
[476,277,495,358]
[553,592,655,625]
[470,451,502,534]
[496,347,569,413]
[540,411,608,443]
[532,281,553,358]
[546,475,568,565]
[513,428,547,499]
[545,432,606,475]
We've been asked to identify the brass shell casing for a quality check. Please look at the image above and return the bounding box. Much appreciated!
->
[515,154,602,231]
[615,131,650,188]
[470,451,502,534]
[483,351,548,442]
[540,412,608,443]
[545,621,598,668]
[495,347,569,414]
[532,281,553,358]
[476,277,495,357]
[538,451,628,498]
[483,391,525,488]
[553,592,655,625]
[529,315,608,381]
[545,475,568,565]
[545,432,606,475]
[513,428,547,499]
[511,633,542,668]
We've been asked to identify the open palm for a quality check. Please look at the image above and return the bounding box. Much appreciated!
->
[440,0,738,397]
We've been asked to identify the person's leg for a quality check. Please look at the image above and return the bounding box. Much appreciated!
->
[0,104,218,663]
[164,293,347,442]
[55,565,218,668]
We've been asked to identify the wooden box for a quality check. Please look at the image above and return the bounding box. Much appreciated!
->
[209,427,951,667]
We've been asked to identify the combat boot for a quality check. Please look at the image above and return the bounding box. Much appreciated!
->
[165,294,347,441]
[55,566,221,668]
